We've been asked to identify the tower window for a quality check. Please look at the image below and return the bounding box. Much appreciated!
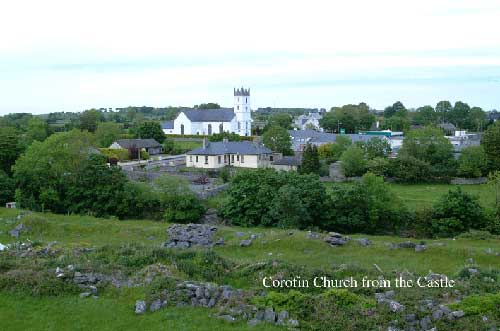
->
[218,156,221,164]
[237,105,239,110]
[205,156,208,164]
[195,156,198,162]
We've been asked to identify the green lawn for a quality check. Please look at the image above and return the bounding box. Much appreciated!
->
[325,182,495,211]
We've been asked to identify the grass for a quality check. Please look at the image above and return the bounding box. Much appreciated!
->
[1,207,499,330]
[325,182,495,211]
[172,140,202,152]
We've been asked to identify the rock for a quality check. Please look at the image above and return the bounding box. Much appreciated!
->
[420,315,432,330]
[135,300,146,314]
[201,209,220,224]
[431,309,443,320]
[405,314,416,322]
[207,298,216,308]
[164,224,218,249]
[466,258,474,264]
[398,241,416,249]
[215,238,225,246]
[484,248,493,254]
[451,310,465,319]
[415,244,426,252]
[384,290,395,299]
[254,310,265,321]
[0,243,7,251]
[79,292,91,298]
[247,319,261,326]
[288,231,294,236]
[307,231,321,239]
[328,232,343,238]
[356,238,371,246]
[277,310,289,324]
[468,268,479,276]
[9,223,30,238]
[388,300,405,313]
[235,232,246,237]
[150,299,162,312]
[218,315,236,322]
[264,308,276,323]
[287,319,299,327]
[240,240,253,247]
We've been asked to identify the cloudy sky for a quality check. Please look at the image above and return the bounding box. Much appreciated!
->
[1,0,499,114]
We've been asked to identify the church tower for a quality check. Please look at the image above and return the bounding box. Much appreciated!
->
[234,87,252,136]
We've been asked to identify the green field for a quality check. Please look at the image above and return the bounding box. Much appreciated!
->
[326,182,495,211]
[0,207,499,330]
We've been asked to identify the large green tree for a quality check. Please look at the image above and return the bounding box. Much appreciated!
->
[137,121,165,143]
[265,113,293,130]
[299,144,320,174]
[25,117,50,145]
[340,145,367,177]
[320,103,375,133]
[449,101,470,129]
[458,146,488,178]
[0,170,15,205]
[79,109,102,132]
[482,121,500,171]
[435,100,452,124]
[383,101,406,118]
[414,105,436,126]
[95,122,122,147]
[262,126,293,155]
[0,126,23,174]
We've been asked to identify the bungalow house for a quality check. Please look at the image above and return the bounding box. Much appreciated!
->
[288,130,392,152]
[186,139,278,169]
[109,139,163,155]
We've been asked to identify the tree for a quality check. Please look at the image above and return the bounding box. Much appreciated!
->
[13,130,96,212]
[66,154,129,217]
[414,105,436,126]
[340,146,367,177]
[449,101,470,129]
[262,126,293,155]
[195,103,220,109]
[299,144,320,174]
[327,173,406,234]
[383,101,406,118]
[468,107,486,132]
[458,146,488,178]
[137,121,165,143]
[0,126,23,174]
[209,132,241,142]
[318,136,352,163]
[435,101,452,124]
[481,121,500,171]
[488,171,500,211]
[0,170,15,205]
[431,188,486,237]
[265,113,293,130]
[79,109,102,132]
[399,126,455,176]
[363,137,391,159]
[320,103,375,133]
[153,175,205,223]
[25,117,50,144]
[388,155,432,183]
[95,122,122,147]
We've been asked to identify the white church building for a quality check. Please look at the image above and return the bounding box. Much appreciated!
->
[162,88,252,136]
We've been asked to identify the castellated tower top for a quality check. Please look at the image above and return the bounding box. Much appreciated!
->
[234,87,250,96]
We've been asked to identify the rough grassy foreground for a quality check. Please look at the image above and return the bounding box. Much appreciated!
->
[0,207,499,331]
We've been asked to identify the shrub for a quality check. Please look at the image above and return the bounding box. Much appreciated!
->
[431,188,486,237]
[450,293,500,317]
[367,157,390,177]
[458,146,488,178]
[340,146,367,177]
[389,155,432,183]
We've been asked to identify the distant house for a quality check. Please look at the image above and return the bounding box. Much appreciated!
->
[294,112,323,131]
[109,139,162,155]
[270,155,302,172]
[288,130,393,152]
[186,139,278,169]
[438,123,457,135]
[162,88,252,136]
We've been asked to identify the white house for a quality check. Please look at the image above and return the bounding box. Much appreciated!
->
[163,88,252,136]
[186,139,278,169]
[294,112,323,131]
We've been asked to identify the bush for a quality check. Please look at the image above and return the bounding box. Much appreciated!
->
[450,293,500,318]
[367,157,390,177]
[340,146,367,177]
[431,188,486,237]
[327,173,407,234]
[458,146,488,178]
[389,155,432,183]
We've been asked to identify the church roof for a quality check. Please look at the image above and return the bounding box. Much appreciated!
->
[182,108,235,122]
[187,141,272,155]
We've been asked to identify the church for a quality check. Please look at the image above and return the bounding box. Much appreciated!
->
[162,88,252,136]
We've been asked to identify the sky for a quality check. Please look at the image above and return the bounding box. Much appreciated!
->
[1,0,500,115]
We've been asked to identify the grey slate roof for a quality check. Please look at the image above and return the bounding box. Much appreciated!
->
[115,139,162,149]
[288,130,388,143]
[272,156,302,166]
[182,108,235,122]
[161,121,174,129]
[187,141,272,155]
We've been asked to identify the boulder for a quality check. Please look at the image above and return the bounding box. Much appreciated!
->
[150,299,162,312]
[135,300,147,314]
[356,238,371,246]
[240,240,253,247]
[264,308,276,323]
[398,241,416,249]
[415,244,426,252]
[388,300,405,313]
[307,231,321,239]
[9,223,30,238]
[451,310,465,319]
[164,224,218,249]
[218,315,236,322]
[0,243,7,251]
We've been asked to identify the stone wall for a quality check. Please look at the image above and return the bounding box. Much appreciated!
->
[450,177,488,185]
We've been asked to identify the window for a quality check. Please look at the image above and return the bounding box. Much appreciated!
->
[238,122,240,130]
[231,155,234,163]
[237,105,239,110]
[219,123,223,133]
[224,155,227,163]
[237,155,239,161]
[195,156,198,163]
[218,156,221,164]
[205,156,208,164]
[241,155,244,163]
[270,155,273,161]
[180,124,184,135]
[208,124,212,135]
[189,156,192,162]
[245,98,247,103]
